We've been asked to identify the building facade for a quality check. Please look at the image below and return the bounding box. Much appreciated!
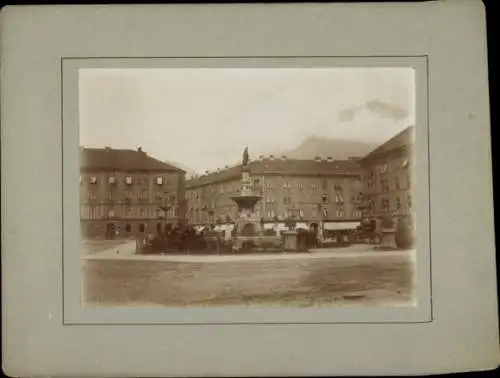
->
[80,147,186,239]
[359,126,415,226]
[185,156,363,229]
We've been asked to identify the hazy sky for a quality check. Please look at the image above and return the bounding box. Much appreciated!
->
[79,67,415,173]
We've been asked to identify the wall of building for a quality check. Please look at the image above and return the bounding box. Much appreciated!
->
[360,148,414,219]
[80,170,186,238]
[185,173,363,225]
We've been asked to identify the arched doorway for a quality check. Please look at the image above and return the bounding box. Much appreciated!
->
[310,222,319,234]
[106,223,115,240]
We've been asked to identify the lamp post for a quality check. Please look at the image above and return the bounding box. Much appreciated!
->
[158,191,172,236]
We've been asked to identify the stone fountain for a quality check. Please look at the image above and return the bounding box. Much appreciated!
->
[230,147,281,252]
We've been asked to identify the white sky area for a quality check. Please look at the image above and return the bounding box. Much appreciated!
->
[79,67,415,173]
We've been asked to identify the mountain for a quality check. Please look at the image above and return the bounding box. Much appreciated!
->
[283,136,377,160]
[164,160,197,177]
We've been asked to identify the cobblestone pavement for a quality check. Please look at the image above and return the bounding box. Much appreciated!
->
[83,245,415,307]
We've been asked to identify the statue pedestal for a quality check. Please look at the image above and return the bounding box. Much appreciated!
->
[283,231,298,251]
[380,229,396,249]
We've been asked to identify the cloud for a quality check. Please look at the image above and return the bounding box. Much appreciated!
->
[338,99,408,123]
[338,106,363,122]
[365,99,408,120]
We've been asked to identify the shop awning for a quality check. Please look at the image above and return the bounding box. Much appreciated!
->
[324,222,360,231]
[296,222,309,230]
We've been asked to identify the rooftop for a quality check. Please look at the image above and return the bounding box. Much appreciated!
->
[80,147,185,172]
[360,126,414,161]
[186,157,361,188]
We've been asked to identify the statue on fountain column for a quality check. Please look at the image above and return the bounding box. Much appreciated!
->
[242,146,249,166]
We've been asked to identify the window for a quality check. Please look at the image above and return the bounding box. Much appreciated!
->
[108,209,115,218]
[311,184,318,192]
[321,194,329,204]
[298,183,303,190]
[396,197,401,210]
[156,208,163,218]
[125,176,133,185]
[336,209,343,217]
[89,189,97,200]
[108,176,116,184]
[299,208,304,218]
[283,181,291,189]
[321,179,328,190]
[265,182,273,191]
[408,195,412,209]
[156,192,163,200]
[126,207,132,217]
[382,199,389,212]
[125,224,131,233]
[140,208,146,217]
[108,191,114,200]
[89,176,97,184]
[322,208,329,218]
[139,223,145,233]
[156,176,164,185]
[283,197,292,205]
[380,163,388,174]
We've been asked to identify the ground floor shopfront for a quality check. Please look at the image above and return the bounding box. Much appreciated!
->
[81,218,186,239]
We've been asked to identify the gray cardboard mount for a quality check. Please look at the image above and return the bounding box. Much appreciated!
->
[1,1,499,376]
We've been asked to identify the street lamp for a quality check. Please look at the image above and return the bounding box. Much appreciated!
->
[158,191,172,236]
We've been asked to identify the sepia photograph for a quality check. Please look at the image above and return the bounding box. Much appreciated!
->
[3,2,498,376]
[79,67,417,308]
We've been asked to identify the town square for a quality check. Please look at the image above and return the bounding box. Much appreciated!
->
[79,67,416,307]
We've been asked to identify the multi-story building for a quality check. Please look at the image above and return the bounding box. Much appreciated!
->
[80,146,186,239]
[359,126,415,225]
[185,156,363,231]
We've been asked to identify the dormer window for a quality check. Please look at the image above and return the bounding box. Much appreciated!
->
[125,176,133,185]
[89,176,97,184]
[156,176,164,185]
[108,176,116,184]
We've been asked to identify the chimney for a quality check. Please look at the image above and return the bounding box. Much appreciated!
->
[269,155,275,160]
[259,155,264,160]
[282,155,287,160]
[205,170,209,174]
[225,165,229,169]
[315,156,321,162]
[327,156,334,162]
[217,168,221,173]
[137,146,143,152]
[105,146,111,151]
